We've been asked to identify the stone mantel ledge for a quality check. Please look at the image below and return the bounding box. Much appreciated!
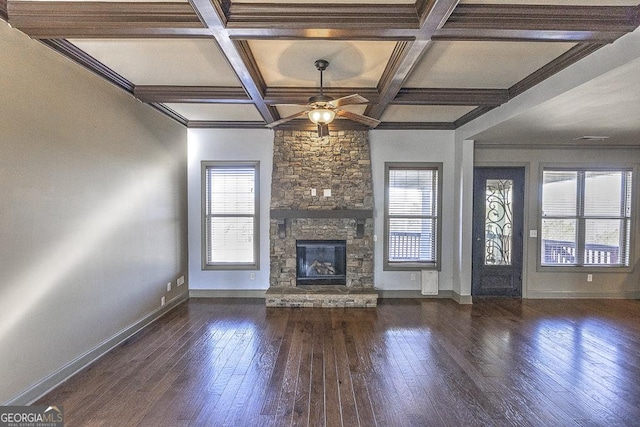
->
[270,209,373,219]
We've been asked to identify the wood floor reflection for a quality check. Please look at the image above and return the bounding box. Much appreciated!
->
[37,298,640,426]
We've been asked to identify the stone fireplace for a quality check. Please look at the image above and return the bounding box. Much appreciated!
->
[265,129,377,307]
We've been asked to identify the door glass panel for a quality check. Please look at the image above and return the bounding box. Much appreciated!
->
[485,179,513,266]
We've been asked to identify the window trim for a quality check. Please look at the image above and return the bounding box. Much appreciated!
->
[383,162,443,271]
[538,165,635,272]
[201,161,260,271]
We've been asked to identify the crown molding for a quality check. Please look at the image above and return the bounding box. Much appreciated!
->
[187,120,266,129]
[150,103,188,126]
[40,39,134,93]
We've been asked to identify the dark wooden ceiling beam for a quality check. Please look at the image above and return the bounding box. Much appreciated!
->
[1,0,7,22]
[188,0,276,124]
[226,28,416,41]
[393,88,508,106]
[7,1,209,38]
[134,86,251,104]
[264,87,380,105]
[377,121,456,131]
[366,0,461,119]
[225,3,419,29]
[453,105,496,128]
[446,4,640,32]
[434,4,639,43]
[433,29,627,43]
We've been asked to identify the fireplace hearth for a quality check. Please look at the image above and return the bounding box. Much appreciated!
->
[296,240,346,285]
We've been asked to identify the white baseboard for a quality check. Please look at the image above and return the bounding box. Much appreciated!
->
[3,291,188,406]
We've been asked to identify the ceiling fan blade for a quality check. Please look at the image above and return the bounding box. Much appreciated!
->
[266,110,310,128]
[329,94,368,108]
[335,109,381,128]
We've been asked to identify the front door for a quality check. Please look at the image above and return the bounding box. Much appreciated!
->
[472,167,525,297]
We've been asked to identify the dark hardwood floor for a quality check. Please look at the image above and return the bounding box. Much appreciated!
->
[37,298,640,426]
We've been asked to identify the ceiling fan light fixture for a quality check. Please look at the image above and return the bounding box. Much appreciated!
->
[308,108,336,125]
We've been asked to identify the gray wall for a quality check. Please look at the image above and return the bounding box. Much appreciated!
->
[0,23,188,403]
[475,146,640,298]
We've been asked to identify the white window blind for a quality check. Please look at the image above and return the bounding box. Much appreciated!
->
[541,169,632,267]
[203,163,259,268]
[385,165,440,267]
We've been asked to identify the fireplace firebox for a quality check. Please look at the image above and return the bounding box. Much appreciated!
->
[296,240,347,285]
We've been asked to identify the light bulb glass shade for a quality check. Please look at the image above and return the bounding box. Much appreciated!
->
[308,108,336,125]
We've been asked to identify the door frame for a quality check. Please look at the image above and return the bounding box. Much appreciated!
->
[472,162,530,298]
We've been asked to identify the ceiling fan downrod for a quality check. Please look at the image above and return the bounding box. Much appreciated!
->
[315,59,329,96]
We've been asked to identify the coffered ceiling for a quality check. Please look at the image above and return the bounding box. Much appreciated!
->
[3,0,640,135]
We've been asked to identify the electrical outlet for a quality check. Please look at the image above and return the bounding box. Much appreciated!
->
[323,189,331,197]
[167,282,172,292]
[161,296,166,306]
[374,235,377,242]
[177,276,185,286]
[250,272,256,280]
[587,274,593,282]
[311,188,316,196]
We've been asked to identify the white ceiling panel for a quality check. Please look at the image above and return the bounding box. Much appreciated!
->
[406,41,575,89]
[165,103,263,121]
[381,105,477,122]
[249,40,397,88]
[69,39,241,86]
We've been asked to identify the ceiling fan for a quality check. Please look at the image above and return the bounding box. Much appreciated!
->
[266,59,381,137]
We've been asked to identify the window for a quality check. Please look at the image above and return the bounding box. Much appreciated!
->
[202,162,259,270]
[384,163,442,270]
[540,168,632,268]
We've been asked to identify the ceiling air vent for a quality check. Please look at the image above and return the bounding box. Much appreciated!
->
[573,136,610,141]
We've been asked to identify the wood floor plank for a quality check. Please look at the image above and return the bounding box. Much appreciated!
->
[34,298,640,427]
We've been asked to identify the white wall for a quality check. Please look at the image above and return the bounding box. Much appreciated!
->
[475,146,640,298]
[187,128,273,291]
[0,23,188,403]
[370,130,457,292]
